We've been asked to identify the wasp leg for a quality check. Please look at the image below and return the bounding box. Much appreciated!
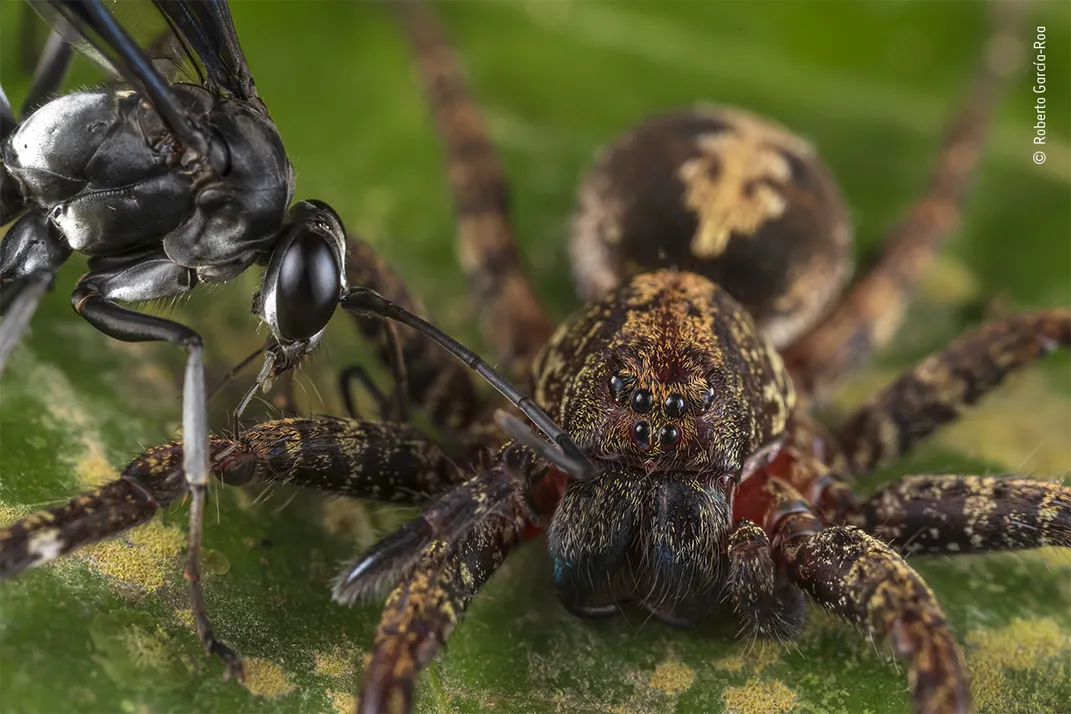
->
[773,483,970,714]
[345,234,478,431]
[66,265,240,673]
[390,0,553,379]
[835,309,1070,474]
[783,3,1023,397]
[859,475,1071,555]
[0,213,72,372]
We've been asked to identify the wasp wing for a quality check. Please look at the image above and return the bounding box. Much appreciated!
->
[151,0,257,101]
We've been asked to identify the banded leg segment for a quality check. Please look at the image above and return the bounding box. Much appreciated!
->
[217,417,465,503]
[345,235,480,430]
[391,0,553,378]
[352,445,545,713]
[765,478,970,714]
[0,418,466,580]
[860,475,1071,555]
[779,521,971,714]
[357,497,527,714]
[836,309,1071,474]
[0,440,187,578]
[783,4,1022,397]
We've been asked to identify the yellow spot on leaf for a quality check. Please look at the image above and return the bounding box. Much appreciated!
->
[74,444,116,488]
[328,690,356,714]
[722,678,797,714]
[314,647,354,682]
[920,254,981,304]
[82,519,186,591]
[712,645,783,674]
[967,617,1069,713]
[648,658,696,695]
[320,498,375,544]
[0,503,32,526]
[242,657,295,699]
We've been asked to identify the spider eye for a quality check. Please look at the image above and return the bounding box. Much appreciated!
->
[631,420,651,448]
[609,373,631,404]
[664,392,687,418]
[658,425,681,451]
[696,385,716,412]
[274,231,340,341]
[630,388,654,414]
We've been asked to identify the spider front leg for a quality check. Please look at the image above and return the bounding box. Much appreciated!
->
[836,308,1070,473]
[0,417,464,577]
[770,482,970,714]
[358,506,526,714]
[349,445,545,714]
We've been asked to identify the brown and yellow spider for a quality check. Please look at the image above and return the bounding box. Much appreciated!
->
[1,2,1068,713]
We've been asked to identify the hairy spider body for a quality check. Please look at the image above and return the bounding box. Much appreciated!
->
[1,2,1069,714]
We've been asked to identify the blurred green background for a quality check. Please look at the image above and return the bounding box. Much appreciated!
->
[1,1,1069,713]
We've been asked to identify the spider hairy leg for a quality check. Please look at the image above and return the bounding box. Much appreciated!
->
[773,482,970,714]
[725,519,806,641]
[356,458,535,714]
[836,308,1071,474]
[0,439,188,578]
[860,475,1071,555]
[332,457,523,604]
[390,0,553,377]
[0,417,462,674]
[783,2,1024,396]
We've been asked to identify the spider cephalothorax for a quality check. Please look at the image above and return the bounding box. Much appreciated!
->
[534,271,793,475]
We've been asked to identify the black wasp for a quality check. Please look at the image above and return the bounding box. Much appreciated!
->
[0,0,352,675]
[0,0,587,678]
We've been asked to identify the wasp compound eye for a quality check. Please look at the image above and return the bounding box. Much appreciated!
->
[275,232,340,341]
[630,388,654,414]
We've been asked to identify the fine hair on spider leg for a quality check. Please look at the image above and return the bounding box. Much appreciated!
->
[332,462,518,604]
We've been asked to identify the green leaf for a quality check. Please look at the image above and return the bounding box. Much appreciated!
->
[1,2,1068,713]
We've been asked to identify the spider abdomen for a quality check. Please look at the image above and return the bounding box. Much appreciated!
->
[569,106,852,348]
